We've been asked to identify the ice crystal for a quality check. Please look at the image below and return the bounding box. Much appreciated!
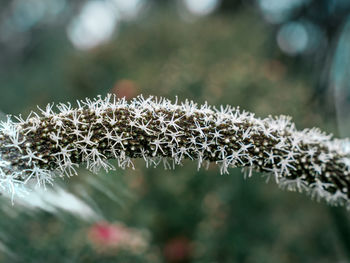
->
[0,94,349,208]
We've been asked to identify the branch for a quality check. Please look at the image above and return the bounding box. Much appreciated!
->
[0,94,349,208]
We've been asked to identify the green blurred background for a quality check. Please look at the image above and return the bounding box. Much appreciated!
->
[0,0,350,262]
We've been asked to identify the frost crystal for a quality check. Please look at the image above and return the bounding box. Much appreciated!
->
[0,94,349,208]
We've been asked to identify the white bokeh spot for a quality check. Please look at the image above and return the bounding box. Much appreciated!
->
[67,1,119,50]
[184,0,219,16]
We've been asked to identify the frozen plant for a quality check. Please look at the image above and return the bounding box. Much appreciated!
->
[0,94,349,208]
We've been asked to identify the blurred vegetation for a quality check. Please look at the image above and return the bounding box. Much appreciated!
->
[0,2,349,263]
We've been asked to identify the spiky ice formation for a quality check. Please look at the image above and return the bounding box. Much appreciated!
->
[0,94,349,207]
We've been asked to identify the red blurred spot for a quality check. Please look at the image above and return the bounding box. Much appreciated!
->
[111,79,138,100]
[164,237,192,262]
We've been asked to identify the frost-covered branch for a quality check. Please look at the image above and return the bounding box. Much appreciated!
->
[0,94,349,208]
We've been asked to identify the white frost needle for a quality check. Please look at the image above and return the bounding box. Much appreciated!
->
[0,94,349,208]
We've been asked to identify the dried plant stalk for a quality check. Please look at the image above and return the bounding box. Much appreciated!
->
[0,94,349,207]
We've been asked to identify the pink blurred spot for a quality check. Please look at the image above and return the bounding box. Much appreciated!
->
[88,222,128,248]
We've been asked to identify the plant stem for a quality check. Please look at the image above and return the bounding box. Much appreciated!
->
[0,94,349,207]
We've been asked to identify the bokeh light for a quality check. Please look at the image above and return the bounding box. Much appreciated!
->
[11,0,46,31]
[183,0,219,16]
[67,1,119,50]
[277,21,308,55]
[258,0,307,23]
[112,0,144,19]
